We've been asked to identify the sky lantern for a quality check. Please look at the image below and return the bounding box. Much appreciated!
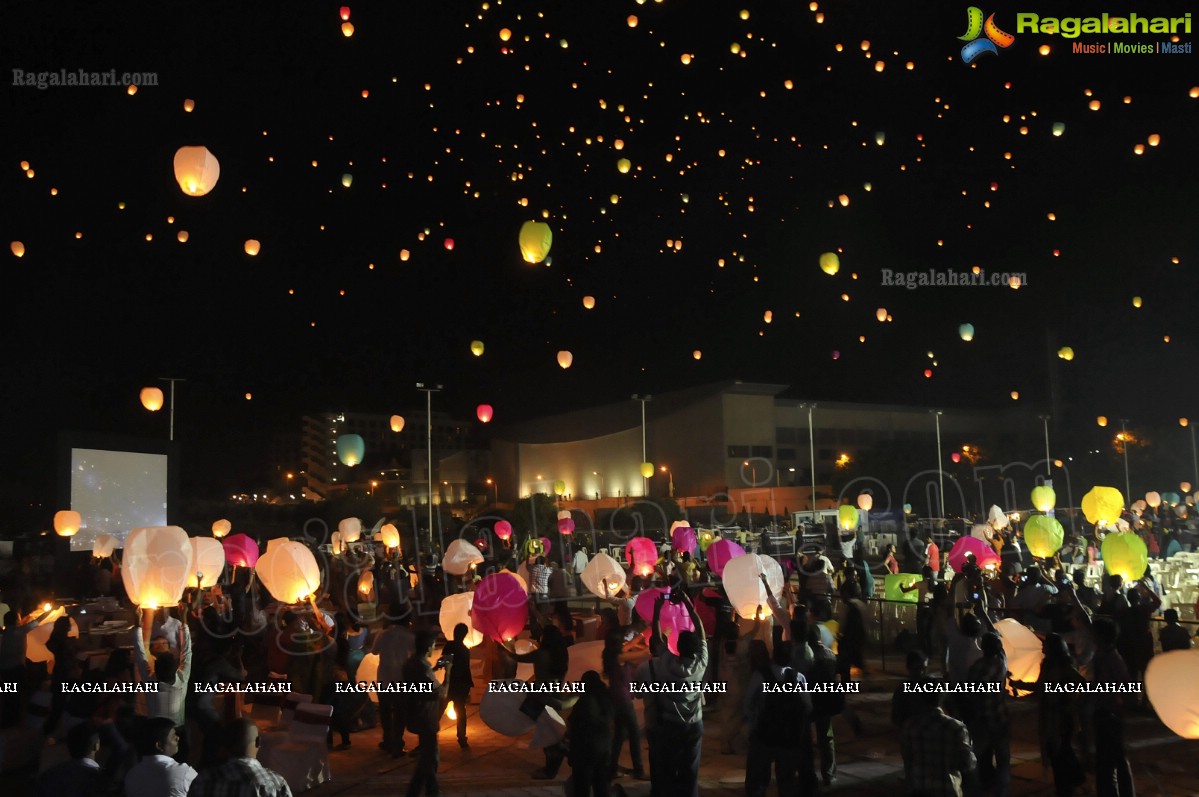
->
[379,523,401,550]
[838,505,859,530]
[183,99,195,113]
[176,231,189,243]
[93,534,118,558]
[558,516,575,535]
[625,537,658,577]
[723,554,786,619]
[173,146,220,196]
[389,414,405,432]
[680,53,692,64]
[671,523,697,555]
[1097,416,1108,427]
[995,619,1043,695]
[211,518,231,538]
[470,572,528,643]
[1146,649,1199,738]
[124,526,193,608]
[443,238,454,250]
[617,158,632,173]
[1031,485,1056,512]
[1057,346,1074,361]
[1024,515,1064,558]
[440,592,484,648]
[875,131,885,146]
[222,534,259,568]
[519,220,553,264]
[341,173,353,188]
[634,588,694,654]
[856,493,873,511]
[256,539,321,604]
[875,308,887,322]
[357,569,375,602]
[582,295,596,309]
[1052,122,1065,136]
[187,537,226,588]
[1132,296,1142,308]
[947,535,1001,571]
[1148,134,1161,147]
[444,539,485,575]
[493,520,512,542]
[581,552,625,599]
[476,404,494,423]
[53,510,81,537]
[470,340,485,357]
[706,538,745,578]
[338,517,362,543]
[399,249,410,261]
[627,14,638,27]
[692,350,702,360]
[923,368,933,378]
[337,434,365,466]
[1102,532,1148,581]
[819,251,840,275]
[140,386,164,411]
[1081,486,1124,526]
[244,239,260,256]
[11,241,25,258]
[1145,491,1161,508]
[557,350,573,369]
[959,323,975,341]
[339,6,351,20]
[499,27,512,41]
[341,21,354,36]
[640,461,655,479]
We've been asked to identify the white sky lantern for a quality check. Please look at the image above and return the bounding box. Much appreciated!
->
[379,523,401,549]
[358,569,375,600]
[331,531,344,556]
[338,517,362,544]
[444,539,485,575]
[722,554,785,619]
[581,552,626,599]
[857,493,873,511]
[212,518,231,538]
[1146,491,1162,508]
[557,350,573,369]
[187,537,226,588]
[173,146,220,196]
[995,618,1042,696]
[92,533,118,558]
[440,592,484,648]
[389,414,405,432]
[256,539,321,604]
[140,386,164,411]
[1146,648,1199,739]
[124,526,194,609]
[357,652,380,702]
[54,510,82,537]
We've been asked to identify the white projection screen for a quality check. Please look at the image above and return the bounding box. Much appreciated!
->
[69,447,169,552]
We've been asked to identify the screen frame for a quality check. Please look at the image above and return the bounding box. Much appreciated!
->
[56,430,180,536]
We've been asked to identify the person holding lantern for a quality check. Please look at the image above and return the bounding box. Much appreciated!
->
[133,606,192,728]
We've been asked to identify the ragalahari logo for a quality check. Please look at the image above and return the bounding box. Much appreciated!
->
[959,7,1015,63]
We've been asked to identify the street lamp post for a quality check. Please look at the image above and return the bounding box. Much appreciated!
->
[486,477,498,505]
[632,394,653,496]
[932,410,945,518]
[1119,418,1132,500]
[660,465,674,498]
[417,382,443,547]
[1038,414,1051,477]
[802,403,817,522]
[1182,419,1197,487]
[158,377,185,441]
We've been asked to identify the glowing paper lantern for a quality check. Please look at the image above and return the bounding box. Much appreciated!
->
[582,295,596,309]
[1030,485,1056,512]
[617,158,632,173]
[987,505,1010,530]
[1145,491,1162,508]
[341,21,354,36]
[27,615,79,669]
[243,239,260,256]
[470,572,528,643]
[706,538,745,577]
[470,340,485,357]
[443,238,455,251]
[995,618,1043,693]
[140,387,165,411]
[1132,296,1142,308]
[385,415,404,434]
[494,520,513,541]
[819,252,840,275]
[337,434,365,466]
[124,526,194,608]
[379,523,400,549]
[93,534,118,558]
[211,519,231,538]
[1052,122,1065,136]
[439,592,484,648]
[222,534,259,568]
[557,351,573,369]
[519,220,553,264]
[640,462,655,479]
[477,404,494,423]
[256,539,321,604]
[1102,532,1148,581]
[11,241,25,258]
[1057,347,1074,361]
[1145,649,1199,739]
[1097,416,1108,427]
[1023,515,1064,558]
[959,323,975,342]
[330,532,344,556]
[173,146,220,196]
[885,574,921,603]
[625,537,658,577]
[444,539,484,575]
[558,517,574,535]
[53,510,81,537]
[1081,486,1125,526]
[339,6,350,20]
[947,535,1001,571]
[634,587,695,654]
[722,554,785,619]
[837,505,859,531]
[540,536,553,555]
[338,517,362,543]
[357,653,380,702]
[341,173,353,188]
[856,493,873,511]
[671,524,697,556]
[188,537,226,588]
[499,27,512,41]
[876,308,887,322]
[357,569,375,600]
[581,552,626,598]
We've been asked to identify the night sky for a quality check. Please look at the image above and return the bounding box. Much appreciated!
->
[4,1,1197,502]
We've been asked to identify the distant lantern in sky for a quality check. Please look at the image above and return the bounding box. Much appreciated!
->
[341,21,354,36]
[923,368,933,378]
[173,146,220,196]
[640,462,655,479]
[176,230,189,243]
[617,158,632,173]
[470,340,485,357]
[876,308,887,322]
[959,323,975,341]
[183,99,195,113]
[476,404,494,423]
[499,27,512,41]
[1010,391,1020,400]
[337,434,365,466]
[557,351,573,369]
[1132,296,1142,308]
[54,510,82,537]
[1057,346,1074,361]
[244,239,260,256]
[444,238,455,250]
[838,194,850,207]
[518,220,553,263]
[627,14,638,27]
[1052,122,1065,136]
[692,350,702,360]
[875,131,885,146]
[582,295,596,309]
[212,519,232,538]
[340,6,351,20]
[1097,416,1108,427]
[680,53,692,64]
[399,249,410,261]
[819,251,840,275]
[763,310,773,324]
[1148,133,1161,147]
[390,414,405,432]
[140,387,164,411]
[341,173,353,187]
[10,241,24,258]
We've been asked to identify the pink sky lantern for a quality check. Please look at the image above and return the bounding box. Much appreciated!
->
[947,535,1001,571]
[470,572,529,643]
[223,533,260,568]
[671,524,697,556]
[558,517,575,535]
[494,520,513,541]
[625,537,658,577]
[706,538,746,578]
[444,238,455,250]
[634,587,696,654]
[540,536,552,555]
[477,404,494,423]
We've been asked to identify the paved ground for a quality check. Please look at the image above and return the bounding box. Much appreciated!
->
[307,653,1199,797]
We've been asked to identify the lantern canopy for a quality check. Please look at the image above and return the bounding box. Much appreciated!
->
[494,520,513,541]
[124,526,194,608]
[1145,649,1199,739]
[357,569,375,598]
[987,505,1010,530]
[93,534,119,558]
[53,510,82,537]
[357,653,380,702]
[211,518,232,538]
[519,220,553,264]
[444,539,485,575]
[1023,515,1064,558]
[389,415,405,432]
[553,480,566,496]
[580,552,626,599]
[255,539,321,604]
[470,340,485,357]
[625,537,658,577]
[222,533,260,568]
[337,435,365,467]
[1030,485,1056,512]
[721,554,785,620]
[856,493,873,511]
[671,524,697,556]
[440,592,484,648]
[706,538,746,578]
[634,587,695,654]
[379,523,401,549]
[1145,491,1162,508]
[140,387,165,411]
[947,535,1001,571]
[1101,532,1148,581]
[557,351,573,369]
[338,517,363,543]
[958,323,975,342]
[819,252,840,276]
[1082,486,1125,526]
[837,505,859,531]
[470,572,529,643]
[477,404,494,423]
[995,618,1043,695]
[188,537,227,588]
[558,518,575,535]
[640,462,655,479]
[243,239,260,256]
[173,146,221,196]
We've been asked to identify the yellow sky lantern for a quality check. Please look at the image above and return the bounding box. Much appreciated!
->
[640,462,655,479]
[400,249,410,261]
[518,220,553,263]
[1097,416,1108,427]
[380,523,401,549]
[470,340,485,356]
[876,308,887,322]
[692,350,702,360]
[341,21,355,36]
[499,27,512,41]
[627,15,638,27]
[140,387,164,411]
[557,350,573,369]
[819,251,840,275]
[390,414,405,432]
[617,158,631,173]
[173,146,220,196]
[54,510,82,537]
